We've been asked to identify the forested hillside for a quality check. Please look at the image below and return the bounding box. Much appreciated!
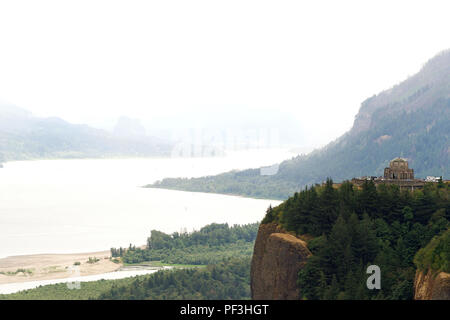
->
[4,185,447,300]
[105,223,258,299]
[1,223,258,300]
[148,50,450,200]
[261,180,449,299]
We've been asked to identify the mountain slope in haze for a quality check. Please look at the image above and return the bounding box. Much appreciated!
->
[0,104,172,162]
[142,107,310,150]
[148,49,450,199]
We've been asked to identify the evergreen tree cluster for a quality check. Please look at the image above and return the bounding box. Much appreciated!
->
[97,257,251,300]
[414,229,450,273]
[264,179,449,300]
[111,223,258,265]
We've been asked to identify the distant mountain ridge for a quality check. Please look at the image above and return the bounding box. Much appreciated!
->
[352,49,450,135]
[148,49,450,199]
[0,103,172,162]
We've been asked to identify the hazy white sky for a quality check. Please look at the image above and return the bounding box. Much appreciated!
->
[0,0,449,147]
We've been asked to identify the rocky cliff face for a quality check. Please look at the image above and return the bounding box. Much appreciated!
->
[251,223,312,300]
[414,269,450,300]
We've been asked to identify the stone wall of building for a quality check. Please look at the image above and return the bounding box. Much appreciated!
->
[383,158,414,180]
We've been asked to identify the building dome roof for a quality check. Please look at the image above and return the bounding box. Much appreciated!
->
[390,157,408,163]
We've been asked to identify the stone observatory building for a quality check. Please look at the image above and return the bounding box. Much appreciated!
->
[384,157,415,180]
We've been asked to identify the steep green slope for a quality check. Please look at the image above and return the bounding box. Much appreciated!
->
[260,180,449,300]
[148,50,450,199]
[414,228,450,273]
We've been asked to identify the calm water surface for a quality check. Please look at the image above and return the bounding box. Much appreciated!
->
[0,149,291,258]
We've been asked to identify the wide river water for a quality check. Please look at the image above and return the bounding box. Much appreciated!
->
[0,149,292,259]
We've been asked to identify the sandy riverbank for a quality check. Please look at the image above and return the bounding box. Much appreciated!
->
[0,251,122,285]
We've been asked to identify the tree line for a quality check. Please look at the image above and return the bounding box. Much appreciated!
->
[264,179,449,300]
[98,257,251,300]
[111,222,259,265]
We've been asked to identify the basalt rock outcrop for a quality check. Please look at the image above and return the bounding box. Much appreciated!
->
[251,222,312,300]
[414,269,450,300]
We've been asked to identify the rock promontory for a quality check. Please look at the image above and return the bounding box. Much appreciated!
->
[414,269,450,300]
[250,222,312,299]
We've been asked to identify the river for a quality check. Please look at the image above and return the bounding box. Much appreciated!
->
[0,149,291,259]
